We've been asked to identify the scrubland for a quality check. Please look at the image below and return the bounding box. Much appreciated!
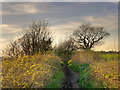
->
[2,54,64,88]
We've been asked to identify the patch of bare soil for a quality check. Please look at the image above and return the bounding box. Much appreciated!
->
[62,65,79,88]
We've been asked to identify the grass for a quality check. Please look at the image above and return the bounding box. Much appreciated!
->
[69,51,119,88]
[90,60,119,88]
[95,53,119,88]
[100,53,118,60]
[44,70,64,88]
[78,68,96,88]
[68,61,104,88]
[2,54,63,88]
[71,50,100,64]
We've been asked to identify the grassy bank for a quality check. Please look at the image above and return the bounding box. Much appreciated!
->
[2,54,64,88]
[44,70,64,88]
[68,61,104,88]
[91,60,118,88]
[68,50,119,88]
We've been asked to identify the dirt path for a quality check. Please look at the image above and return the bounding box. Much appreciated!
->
[62,65,79,88]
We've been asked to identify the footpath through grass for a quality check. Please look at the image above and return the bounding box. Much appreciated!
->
[68,61,104,88]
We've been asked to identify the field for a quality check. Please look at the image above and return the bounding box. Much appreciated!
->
[100,53,119,60]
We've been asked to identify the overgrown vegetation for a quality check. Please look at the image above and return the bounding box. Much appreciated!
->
[68,51,119,88]
[71,50,100,64]
[2,54,64,88]
[91,57,119,88]
[45,70,64,88]
[55,38,78,62]
[68,60,104,88]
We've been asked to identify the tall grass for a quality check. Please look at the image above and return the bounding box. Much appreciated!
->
[68,61,104,88]
[69,50,119,88]
[44,70,64,88]
[72,50,100,64]
[90,60,119,88]
[2,54,63,88]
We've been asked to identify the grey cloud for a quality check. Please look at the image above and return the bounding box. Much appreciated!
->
[2,2,42,15]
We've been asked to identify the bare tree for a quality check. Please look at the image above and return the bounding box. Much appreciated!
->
[71,24,110,50]
[3,20,53,58]
[55,38,78,60]
[3,40,21,58]
[20,33,31,55]
[20,20,53,55]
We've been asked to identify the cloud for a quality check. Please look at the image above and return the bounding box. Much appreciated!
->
[2,24,22,47]
[50,22,83,44]
[0,38,6,42]
[2,24,21,34]
[2,2,56,16]
[1,24,9,27]
[0,0,3,1]
[94,40,118,51]
[82,15,118,31]
[0,11,11,15]
[11,3,39,14]
[0,38,7,56]
[2,3,42,15]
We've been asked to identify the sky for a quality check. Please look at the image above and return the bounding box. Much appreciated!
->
[0,2,119,56]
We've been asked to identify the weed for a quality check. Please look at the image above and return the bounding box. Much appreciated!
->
[2,54,63,88]
[44,70,64,88]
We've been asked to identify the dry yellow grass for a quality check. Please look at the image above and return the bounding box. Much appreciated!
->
[2,54,62,88]
[72,50,100,64]
[72,51,119,88]
[90,60,119,88]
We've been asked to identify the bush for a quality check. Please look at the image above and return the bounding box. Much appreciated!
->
[2,54,63,88]
[72,50,100,64]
